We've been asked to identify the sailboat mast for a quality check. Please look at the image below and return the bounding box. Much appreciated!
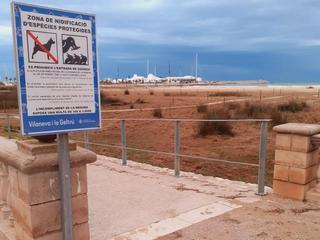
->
[195,53,198,80]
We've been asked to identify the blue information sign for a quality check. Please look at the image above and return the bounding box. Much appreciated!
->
[11,2,101,136]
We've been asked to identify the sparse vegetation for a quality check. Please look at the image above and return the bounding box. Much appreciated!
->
[230,102,290,126]
[2,85,318,187]
[124,89,130,95]
[236,102,268,118]
[0,86,18,110]
[227,101,289,126]
[278,100,308,113]
[100,91,126,106]
[198,108,234,137]
[153,108,163,118]
[270,109,288,127]
[208,91,247,97]
[197,104,208,113]
[226,102,240,110]
[135,98,146,104]
[163,92,195,97]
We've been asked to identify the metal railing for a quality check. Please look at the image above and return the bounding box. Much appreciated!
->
[80,118,271,196]
[0,114,271,195]
[0,114,20,139]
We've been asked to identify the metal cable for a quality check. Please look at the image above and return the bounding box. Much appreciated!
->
[73,140,258,167]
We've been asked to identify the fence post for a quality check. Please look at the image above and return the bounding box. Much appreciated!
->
[6,114,11,139]
[83,130,89,149]
[174,120,181,177]
[257,121,268,195]
[121,120,127,165]
[259,89,262,101]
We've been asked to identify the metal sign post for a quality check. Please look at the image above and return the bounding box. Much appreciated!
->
[257,121,268,195]
[11,3,101,239]
[57,133,73,239]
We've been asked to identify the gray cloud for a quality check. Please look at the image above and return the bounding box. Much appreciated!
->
[1,0,320,81]
[1,0,320,51]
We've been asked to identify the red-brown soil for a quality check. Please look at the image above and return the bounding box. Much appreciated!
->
[2,85,320,186]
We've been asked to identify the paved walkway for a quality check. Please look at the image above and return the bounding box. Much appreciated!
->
[88,156,270,240]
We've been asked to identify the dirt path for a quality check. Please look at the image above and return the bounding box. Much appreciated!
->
[158,195,320,240]
[101,95,286,114]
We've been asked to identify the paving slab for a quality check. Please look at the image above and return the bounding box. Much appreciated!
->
[88,156,270,240]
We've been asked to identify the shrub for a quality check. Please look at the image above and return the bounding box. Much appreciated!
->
[163,92,195,97]
[226,102,240,110]
[208,91,247,97]
[124,89,130,95]
[236,102,268,118]
[278,100,308,113]
[149,90,154,95]
[197,104,208,113]
[135,98,146,104]
[153,108,163,118]
[198,108,234,137]
[0,87,18,110]
[270,109,288,127]
[100,91,125,106]
[130,104,134,109]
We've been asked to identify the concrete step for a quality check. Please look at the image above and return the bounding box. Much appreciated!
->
[306,187,320,202]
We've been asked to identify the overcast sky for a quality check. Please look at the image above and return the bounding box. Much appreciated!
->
[1,0,320,83]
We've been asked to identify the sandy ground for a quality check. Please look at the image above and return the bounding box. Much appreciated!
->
[1,84,320,240]
[74,85,320,186]
[86,153,320,240]
[88,155,270,240]
[158,195,320,240]
[2,85,320,185]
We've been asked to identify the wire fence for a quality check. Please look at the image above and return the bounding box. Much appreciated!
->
[0,114,271,195]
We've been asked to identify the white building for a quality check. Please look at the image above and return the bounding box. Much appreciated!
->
[100,74,203,85]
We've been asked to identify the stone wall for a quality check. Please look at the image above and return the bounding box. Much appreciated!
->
[273,123,320,201]
[0,137,96,240]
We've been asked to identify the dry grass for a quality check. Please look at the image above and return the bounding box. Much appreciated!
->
[235,102,269,118]
[228,101,288,126]
[197,104,208,113]
[198,108,234,137]
[270,109,288,127]
[100,91,126,106]
[0,86,18,110]
[3,86,319,186]
[153,108,163,118]
[135,98,146,104]
[278,100,308,113]
[208,91,247,97]
[226,102,241,110]
[163,92,196,97]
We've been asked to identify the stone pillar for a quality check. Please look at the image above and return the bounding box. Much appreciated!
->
[0,163,9,212]
[0,139,96,240]
[273,123,320,200]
